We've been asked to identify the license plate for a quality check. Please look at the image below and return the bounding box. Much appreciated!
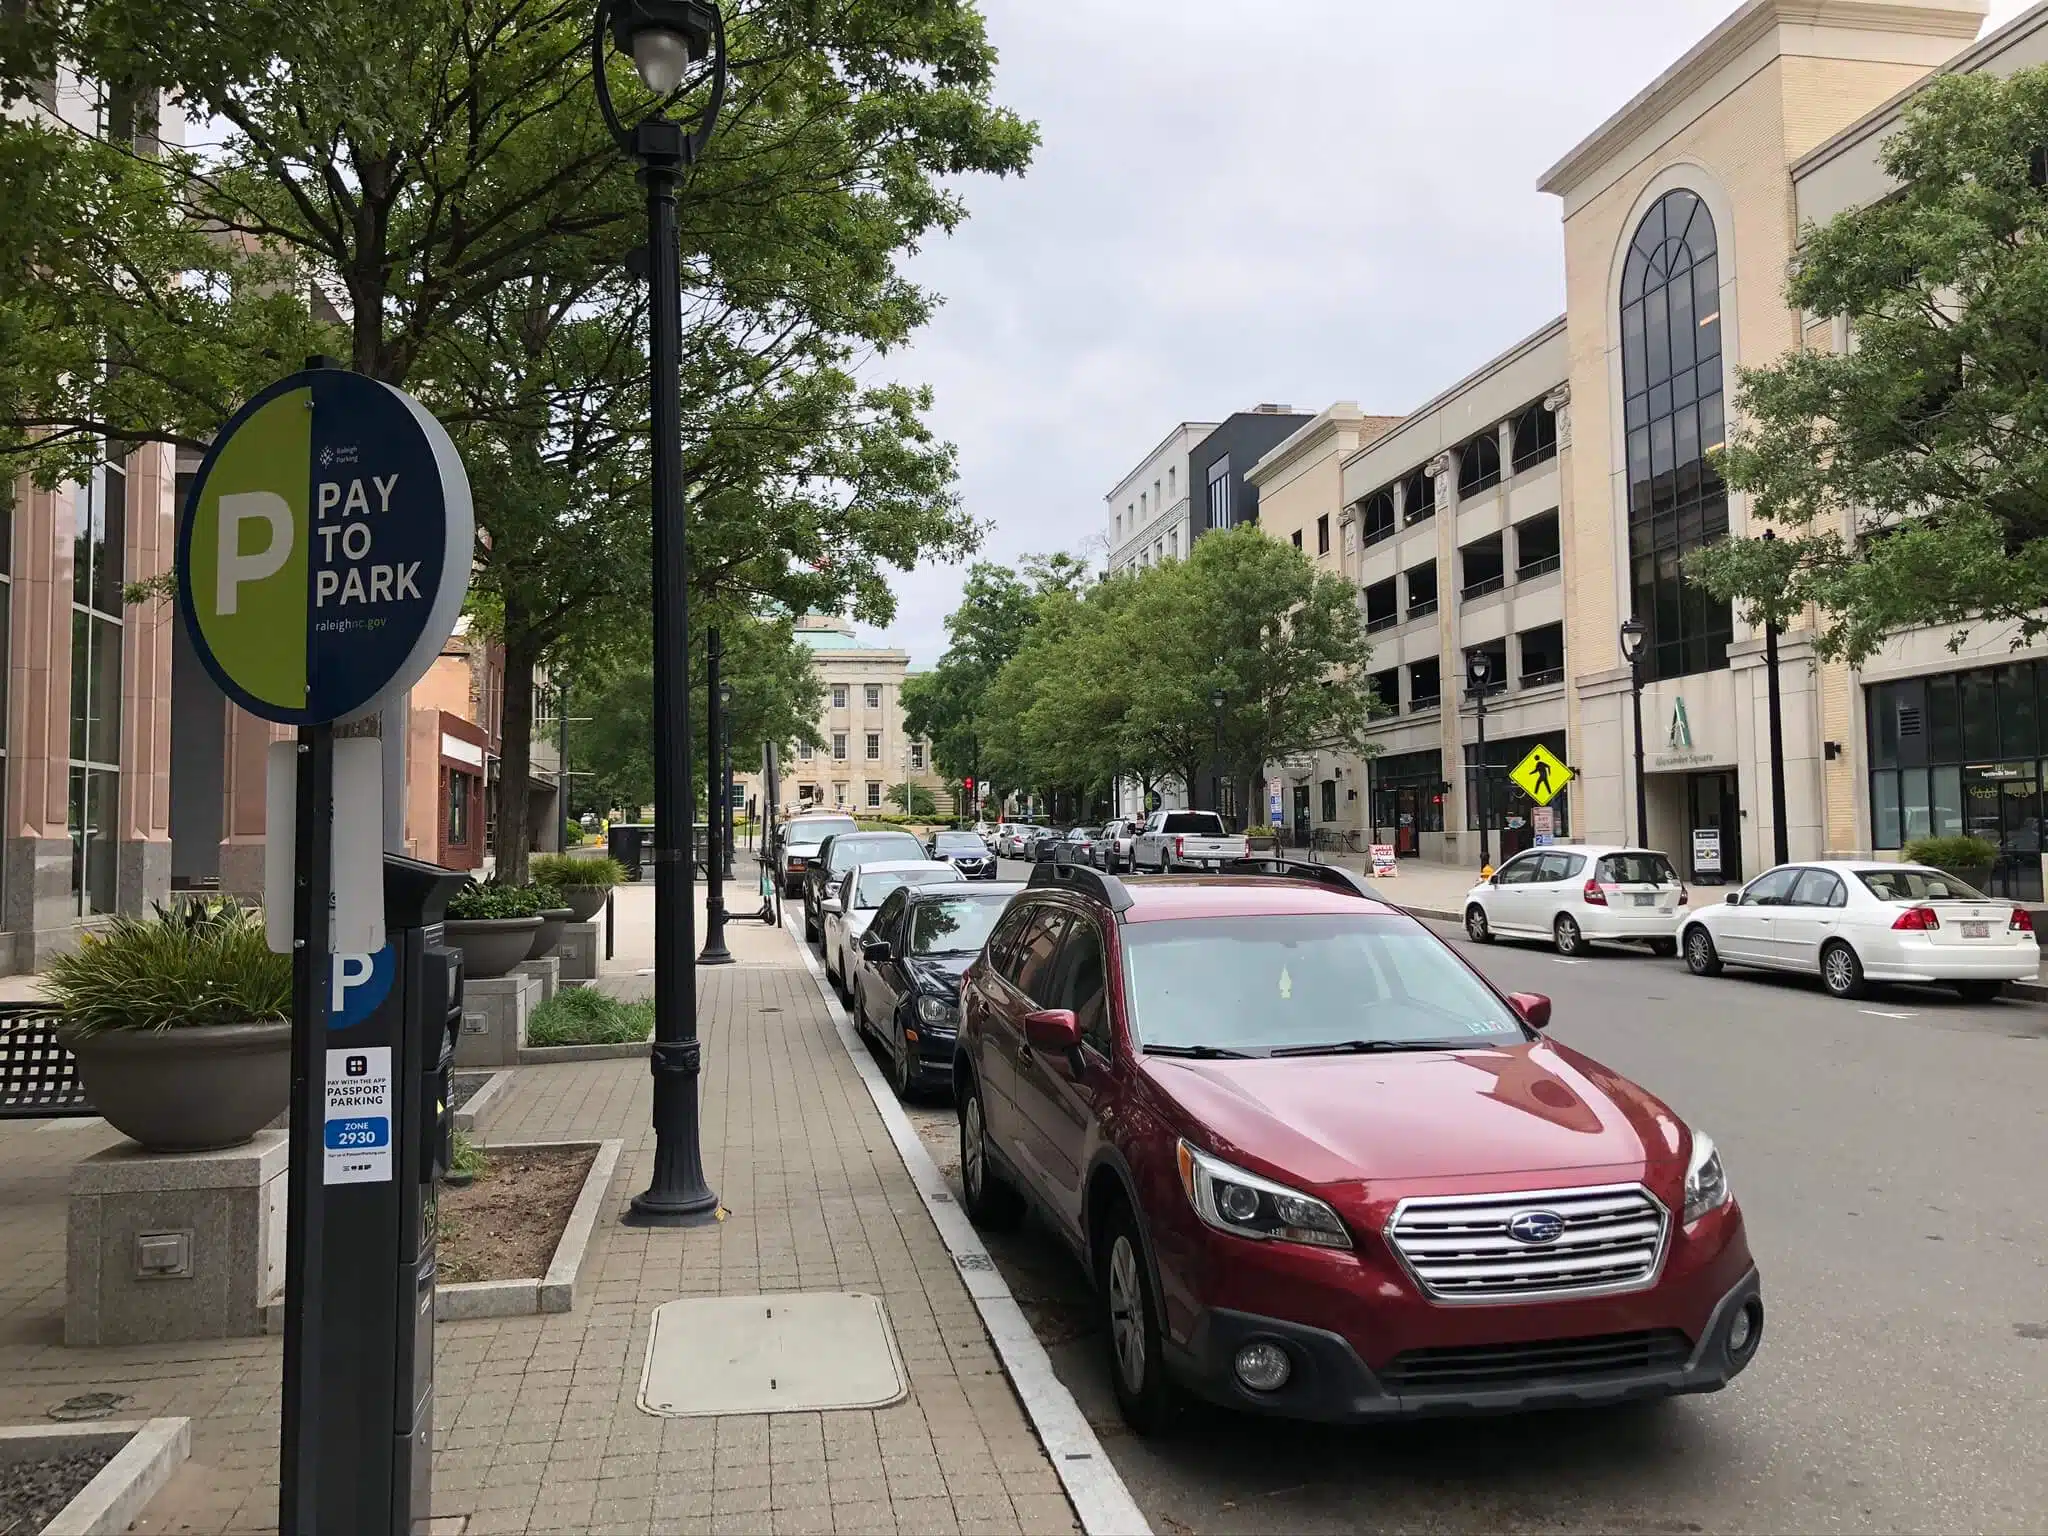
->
[1962,921,1990,938]
[1633,894,1657,907]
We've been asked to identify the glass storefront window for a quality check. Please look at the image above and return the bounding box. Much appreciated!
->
[1873,772,1900,849]
[69,459,123,916]
[1932,765,1962,838]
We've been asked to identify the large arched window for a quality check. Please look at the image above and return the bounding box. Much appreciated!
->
[1621,189,1731,680]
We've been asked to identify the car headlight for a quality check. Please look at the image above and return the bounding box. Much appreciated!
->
[916,995,958,1027]
[1683,1127,1730,1224]
[1176,1141,1351,1250]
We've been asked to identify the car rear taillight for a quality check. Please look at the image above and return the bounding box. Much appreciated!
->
[1892,906,1940,931]
[2011,906,2034,933]
[1175,836,1186,859]
[1582,878,1608,906]
[1677,883,1689,906]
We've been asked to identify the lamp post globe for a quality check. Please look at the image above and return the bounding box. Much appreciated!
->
[1620,614,1647,665]
[609,0,715,93]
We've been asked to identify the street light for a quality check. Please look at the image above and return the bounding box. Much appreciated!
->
[719,679,735,882]
[1620,615,1648,848]
[700,629,733,966]
[1761,529,1789,866]
[1209,687,1227,822]
[1467,649,1492,869]
[593,0,727,1226]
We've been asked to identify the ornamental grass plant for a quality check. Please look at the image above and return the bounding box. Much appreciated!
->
[45,898,291,1035]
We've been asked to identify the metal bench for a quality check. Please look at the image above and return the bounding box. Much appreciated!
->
[0,1004,95,1120]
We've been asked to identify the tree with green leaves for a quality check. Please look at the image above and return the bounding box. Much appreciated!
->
[1688,65,2048,662]
[884,782,937,818]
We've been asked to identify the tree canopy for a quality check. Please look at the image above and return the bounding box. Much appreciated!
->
[1688,65,2048,663]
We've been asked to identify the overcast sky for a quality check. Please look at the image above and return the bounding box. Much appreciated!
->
[852,0,2028,667]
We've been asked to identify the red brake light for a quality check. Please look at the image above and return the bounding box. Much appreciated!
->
[1175,836,1185,858]
[1582,878,1607,906]
[2011,906,2034,933]
[1678,883,1689,906]
[1892,906,1940,931]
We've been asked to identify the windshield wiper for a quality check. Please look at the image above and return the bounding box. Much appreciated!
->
[1143,1043,1256,1059]
[1269,1038,1473,1058]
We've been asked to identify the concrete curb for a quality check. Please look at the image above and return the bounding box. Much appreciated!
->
[436,1138,622,1320]
[0,1417,191,1535]
[515,1040,648,1065]
[786,913,1152,1536]
[451,1068,515,1132]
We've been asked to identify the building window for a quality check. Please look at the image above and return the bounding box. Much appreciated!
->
[1407,657,1441,711]
[865,732,880,760]
[1510,400,1558,472]
[1515,510,1562,579]
[1402,467,1435,524]
[1168,528,1178,559]
[448,770,472,845]
[1518,622,1566,688]
[1370,749,1445,836]
[1360,488,1396,546]
[864,683,880,709]
[832,733,848,760]
[911,741,925,770]
[1153,477,1161,507]
[1316,514,1330,555]
[1363,578,1397,633]
[1291,529,1303,550]
[1320,779,1337,822]
[1168,466,1176,498]
[1622,188,1731,681]
[1405,561,1437,620]
[866,781,882,809]
[1206,457,1231,530]
[833,782,847,807]
[832,684,848,709]
[69,456,124,916]
[798,740,813,760]
[1456,432,1501,498]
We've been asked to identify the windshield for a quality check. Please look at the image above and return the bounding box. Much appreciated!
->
[1596,852,1678,884]
[855,870,947,907]
[787,819,855,851]
[1161,812,1226,835]
[1857,866,1987,902]
[827,833,922,873]
[1121,914,1526,1054]
[909,894,1012,954]
[934,833,983,852]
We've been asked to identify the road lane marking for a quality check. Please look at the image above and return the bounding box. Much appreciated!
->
[1551,958,1584,966]
[1861,1008,1915,1019]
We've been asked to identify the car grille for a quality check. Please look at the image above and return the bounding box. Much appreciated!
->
[1379,1329,1690,1394]
[1385,1184,1667,1303]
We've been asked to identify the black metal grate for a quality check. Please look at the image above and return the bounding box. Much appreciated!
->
[0,1007,95,1119]
[1380,1330,1690,1394]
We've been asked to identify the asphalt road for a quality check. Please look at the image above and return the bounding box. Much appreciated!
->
[849,858,2048,1534]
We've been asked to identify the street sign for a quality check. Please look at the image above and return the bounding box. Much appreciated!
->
[177,368,473,725]
[1532,805,1555,845]
[1508,744,1573,806]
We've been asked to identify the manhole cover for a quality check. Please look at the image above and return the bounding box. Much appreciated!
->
[638,1293,906,1417]
[48,1393,129,1422]
[956,1253,994,1271]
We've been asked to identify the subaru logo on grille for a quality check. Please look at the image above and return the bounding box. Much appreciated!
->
[1507,1209,1565,1245]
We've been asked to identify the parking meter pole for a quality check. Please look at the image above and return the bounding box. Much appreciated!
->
[279,723,334,1535]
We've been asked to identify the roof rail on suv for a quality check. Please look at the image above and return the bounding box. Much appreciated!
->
[1224,856,1377,899]
[1026,860,1135,913]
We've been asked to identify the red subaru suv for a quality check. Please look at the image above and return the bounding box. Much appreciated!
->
[954,861,1761,1430]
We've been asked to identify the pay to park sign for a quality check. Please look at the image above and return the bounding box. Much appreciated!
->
[178,368,473,725]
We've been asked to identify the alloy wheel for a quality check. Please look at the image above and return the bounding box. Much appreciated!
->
[1108,1235,1146,1395]
[1554,914,1582,955]
[962,1095,985,1200]
[1823,942,1862,998]
[1466,905,1491,943]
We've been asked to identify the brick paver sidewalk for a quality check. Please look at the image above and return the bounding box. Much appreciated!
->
[0,881,1081,1535]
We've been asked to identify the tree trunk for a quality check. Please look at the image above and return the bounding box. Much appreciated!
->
[497,637,539,888]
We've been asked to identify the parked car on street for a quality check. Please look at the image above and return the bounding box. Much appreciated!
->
[850,880,1025,1099]
[1030,828,1073,865]
[822,860,962,996]
[1052,827,1098,865]
[1130,810,1249,872]
[998,823,1037,859]
[776,812,859,897]
[953,861,1761,1432]
[1679,860,2037,1001]
[927,829,998,880]
[802,829,926,942]
[1093,819,1139,873]
[1463,845,1687,957]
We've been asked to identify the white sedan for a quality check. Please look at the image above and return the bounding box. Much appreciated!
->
[1463,844,1688,956]
[822,860,961,996]
[1679,860,2037,1001]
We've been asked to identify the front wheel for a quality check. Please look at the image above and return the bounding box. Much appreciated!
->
[1683,925,1722,976]
[1553,913,1585,957]
[959,1077,1024,1230]
[1465,904,1494,944]
[1099,1204,1181,1435]
[891,1014,918,1100]
[1820,940,1867,1000]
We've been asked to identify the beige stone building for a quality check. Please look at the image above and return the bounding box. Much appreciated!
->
[1542,0,2048,892]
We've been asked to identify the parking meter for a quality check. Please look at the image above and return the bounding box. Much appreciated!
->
[314,854,466,1534]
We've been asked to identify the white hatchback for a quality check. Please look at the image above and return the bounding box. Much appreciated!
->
[1464,844,1688,956]
[1679,861,2038,1001]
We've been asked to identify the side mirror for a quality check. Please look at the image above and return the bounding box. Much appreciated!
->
[860,934,890,962]
[1725,891,1741,905]
[1024,1008,1081,1053]
[822,896,843,915]
[1508,992,1552,1030]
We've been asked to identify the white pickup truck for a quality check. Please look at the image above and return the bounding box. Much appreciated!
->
[1130,810,1249,873]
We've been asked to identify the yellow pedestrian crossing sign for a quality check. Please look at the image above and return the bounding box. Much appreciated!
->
[1508,744,1573,806]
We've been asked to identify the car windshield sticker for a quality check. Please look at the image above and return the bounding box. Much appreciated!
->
[1466,1018,1503,1034]
[1278,967,1292,1001]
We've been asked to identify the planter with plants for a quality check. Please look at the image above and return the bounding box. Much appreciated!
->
[528,854,625,923]
[523,888,576,961]
[46,900,292,1152]
[1902,834,1999,891]
[443,883,544,980]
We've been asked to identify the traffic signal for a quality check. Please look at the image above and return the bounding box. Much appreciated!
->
[963,777,975,795]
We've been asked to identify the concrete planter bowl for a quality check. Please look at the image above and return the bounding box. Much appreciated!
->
[444,917,542,980]
[58,1022,290,1152]
[526,907,575,961]
[557,887,609,923]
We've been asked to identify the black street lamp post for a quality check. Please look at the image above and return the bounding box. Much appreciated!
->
[594,0,727,1226]
[1468,650,1492,869]
[1209,687,1226,823]
[720,679,735,881]
[1761,529,1789,866]
[700,627,732,965]
[1620,616,1649,848]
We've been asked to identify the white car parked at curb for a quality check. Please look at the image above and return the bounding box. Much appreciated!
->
[1678,860,2037,1001]
[1463,844,1688,956]
[822,860,961,996]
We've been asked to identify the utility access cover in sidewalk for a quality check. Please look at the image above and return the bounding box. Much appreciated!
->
[637,1292,908,1417]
